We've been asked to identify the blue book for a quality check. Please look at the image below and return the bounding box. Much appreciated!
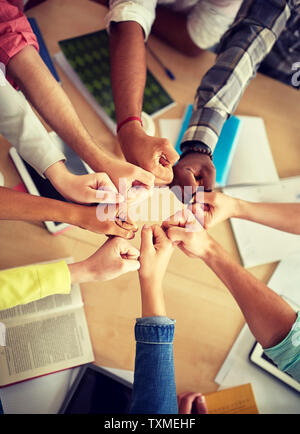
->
[175,105,241,186]
[28,17,61,83]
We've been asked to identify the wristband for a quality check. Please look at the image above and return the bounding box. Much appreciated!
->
[180,142,213,160]
[116,116,143,134]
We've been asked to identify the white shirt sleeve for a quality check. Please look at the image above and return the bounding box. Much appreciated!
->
[0,78,65,178]
[187,0,243,49]
[105,0,157,40]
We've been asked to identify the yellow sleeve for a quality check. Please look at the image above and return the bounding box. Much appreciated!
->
[0,261,71,310]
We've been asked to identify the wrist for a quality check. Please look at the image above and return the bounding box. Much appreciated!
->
[118,119,145,145]
[233,198,250,219]
[44,160,69,184]
[198,234,220,263]
[139,277,163,294]
[68,261,94,284]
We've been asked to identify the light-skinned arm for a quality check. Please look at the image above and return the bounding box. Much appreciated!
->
[0,187,136,239]
[109,22,179,185]
[163,210,297,349]
[6,46,155,193]
[192,191,300,234]
[138,224,174,316]
[130,224,178,414]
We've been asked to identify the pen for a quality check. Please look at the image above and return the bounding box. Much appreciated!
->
[147,45,176,80]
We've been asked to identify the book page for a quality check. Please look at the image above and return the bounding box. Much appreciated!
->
[0,284,83,324]
[0,308,94,387]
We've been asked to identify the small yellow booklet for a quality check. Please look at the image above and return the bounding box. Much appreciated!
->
[204,383,259,414]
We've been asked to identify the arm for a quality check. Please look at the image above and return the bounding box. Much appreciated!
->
[108,2,179,184]
[6,46,154,191]
[163,210,297,349]
[6,46,108,174]
[0,187,135,239]
[0,77,65,178]
[173,0,291,193]
[130,225,178,414]
[193,191,300,234]
[0,237,140,310]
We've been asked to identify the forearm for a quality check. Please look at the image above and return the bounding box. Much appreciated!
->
[235,200,300,235]
[0,187,84,227]
[139,278,166,317]
[110,21,146,124]
[202,239,297,348]
[6,46,109,173]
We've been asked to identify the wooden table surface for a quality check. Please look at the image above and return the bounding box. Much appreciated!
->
[0,0,299,394]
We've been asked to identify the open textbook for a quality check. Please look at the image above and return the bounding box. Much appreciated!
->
[0,262,94,387]
[223,176,300,268]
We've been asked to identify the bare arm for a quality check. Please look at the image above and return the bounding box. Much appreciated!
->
[109,22,179,184]
[7,46,109,173]
[203,239,297,348]
[0,187,134,238]
[200,192,300,234]
[236,201,300,235]
[110,21,147,124]
[164,210,297,349]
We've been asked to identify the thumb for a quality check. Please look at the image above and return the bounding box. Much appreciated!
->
[132,167,155,189]
[167,226,189,245]
[121,259,141,273]
[95,188,124,204]
[140,225,155,253]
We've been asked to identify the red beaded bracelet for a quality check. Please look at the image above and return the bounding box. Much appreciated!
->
[116,116,143,134]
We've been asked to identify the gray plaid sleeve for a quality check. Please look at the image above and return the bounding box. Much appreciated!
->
[181,0,292,153]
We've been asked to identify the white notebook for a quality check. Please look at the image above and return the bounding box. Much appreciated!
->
[223,176,300,268]
[226,116,279,186]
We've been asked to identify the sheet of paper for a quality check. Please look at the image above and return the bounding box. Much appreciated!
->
[159,118,182,145]
[268,251,300,304]
[204,383,259,414]
[223,177,300,268]
[0,322,5,346]
[226,116,279,186]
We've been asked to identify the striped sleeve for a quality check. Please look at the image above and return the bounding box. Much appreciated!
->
[181,0,292,153]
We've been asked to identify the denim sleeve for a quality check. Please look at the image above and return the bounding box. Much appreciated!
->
[264,311,300,382]
[130,316,178,414]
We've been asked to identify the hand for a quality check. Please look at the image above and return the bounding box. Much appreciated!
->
[104,157,155,204]
[162,209,214,259]
[172,153,216,203]
[68,237,140,283]
[76,203,138,239]
[189,191,240,229]
[177,392,208,414]
[139,224,174,289]
[45,161,124,204]
[118,122,179,185]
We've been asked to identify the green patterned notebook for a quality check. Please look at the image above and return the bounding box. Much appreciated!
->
[55,29,175,133]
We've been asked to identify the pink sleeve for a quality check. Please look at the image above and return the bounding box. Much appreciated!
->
[0,1,39,67]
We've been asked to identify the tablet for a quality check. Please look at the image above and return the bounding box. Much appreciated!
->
[249,342,300,393]
[249,297,300,393]
[9,132,93,234]
[59,364,133,414]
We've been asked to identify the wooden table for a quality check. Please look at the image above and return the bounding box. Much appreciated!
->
[0,0,300,395]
